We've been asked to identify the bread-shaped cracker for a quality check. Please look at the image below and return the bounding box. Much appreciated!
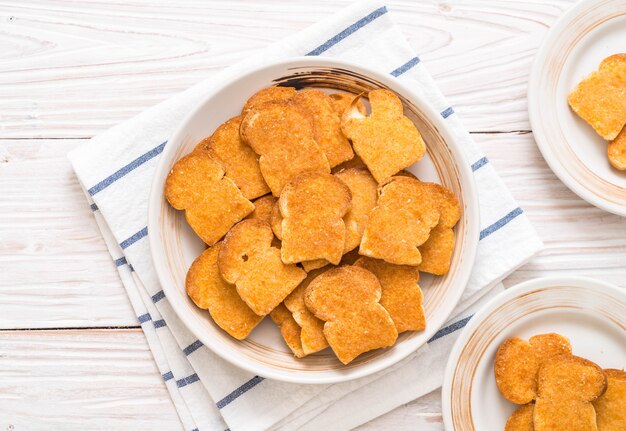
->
[534,355,607,431]
[284,268,329,355]
[218,219,306,316]
[341,89,426,182]
[354,257,424,333]
[271,200,333,271]
[293,90,354,167]
[505,404,534,431]
[270,303,305,358]
[165,150,254,245]
[304,266,398,364]
[568,54,626,140]
[246,195,277,225]
[495,333,572,404]
[195,116,269,199]
[417,183,461,274]
[241,100,330,196]
[185,243,263,340]
[242,86,297,114]
[335,167,378,253]
[360,176,442,265]
[593,369,626,431]
[279,172,352,265]
[608,127,626,171]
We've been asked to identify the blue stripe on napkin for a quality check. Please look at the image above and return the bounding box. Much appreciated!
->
[471,157,489,172]
[87,141,166,196]
[176,373,200,388]
[114,256,127,267]
[137,313,152,324]
[183,340,204,356]
[216,376,265,409]
[153,319,167,329]
[152,290,166,303]
[428,315,473,343]
[440,107,455,119]
[480,207,523,240]
[307,6,387,56]
[390,56,421,77]
[120,226,148,249]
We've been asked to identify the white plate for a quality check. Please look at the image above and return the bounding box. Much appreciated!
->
[442,276,626,430]
[148,57,479,384]
[528,0,626,216]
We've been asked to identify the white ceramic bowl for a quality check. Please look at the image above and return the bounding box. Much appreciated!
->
[528,0,626,217]
[148,57,479,384]
[442,276,626,430]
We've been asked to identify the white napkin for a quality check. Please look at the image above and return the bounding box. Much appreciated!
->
[68,2,543,430]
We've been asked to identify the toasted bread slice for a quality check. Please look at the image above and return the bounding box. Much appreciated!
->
[593,369,626,431]
[568,54,626,140]
[534,355,607,431]
[495,333,572,404]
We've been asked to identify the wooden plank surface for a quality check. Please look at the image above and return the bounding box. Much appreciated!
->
[0,0,574,139]
[0,139,135,329]
[1,0,624,429]
[0,329,181,430]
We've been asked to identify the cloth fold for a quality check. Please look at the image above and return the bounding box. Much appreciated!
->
[68,2,543,430]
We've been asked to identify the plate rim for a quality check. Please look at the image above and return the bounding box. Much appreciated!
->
[441,275,626,430]
[148,56,480,384]
[527,0,626,217]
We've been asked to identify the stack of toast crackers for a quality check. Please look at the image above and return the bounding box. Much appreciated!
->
[495,333,626,431]
[568,54,626,171]
[165,85,461,364]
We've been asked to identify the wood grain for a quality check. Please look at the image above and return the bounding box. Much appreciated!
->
[0,329,181,430]
[0,139,134,329]
[0,0,574,138]
[1,0,624,429]
[477,132,626,288]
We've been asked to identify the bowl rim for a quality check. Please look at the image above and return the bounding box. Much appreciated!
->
[148,56,480,384]
[440,275,626,430]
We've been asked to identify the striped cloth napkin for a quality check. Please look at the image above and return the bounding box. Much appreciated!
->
[68,2,543,430]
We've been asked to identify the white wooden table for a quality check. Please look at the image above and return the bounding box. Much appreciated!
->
[1,0,625,429]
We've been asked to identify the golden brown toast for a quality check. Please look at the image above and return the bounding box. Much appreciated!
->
[185,243,262,340]
[304,266,397,364]
[494,333,572,404]
[354,257,424,333]
[341,89,426,182]
[218,220,306,315]
[196,116,270,200]
[593,369,626,431]
[164,150,254,245]
[533,355,607,431]
[279,172,351,265]
[568,54,626,140]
